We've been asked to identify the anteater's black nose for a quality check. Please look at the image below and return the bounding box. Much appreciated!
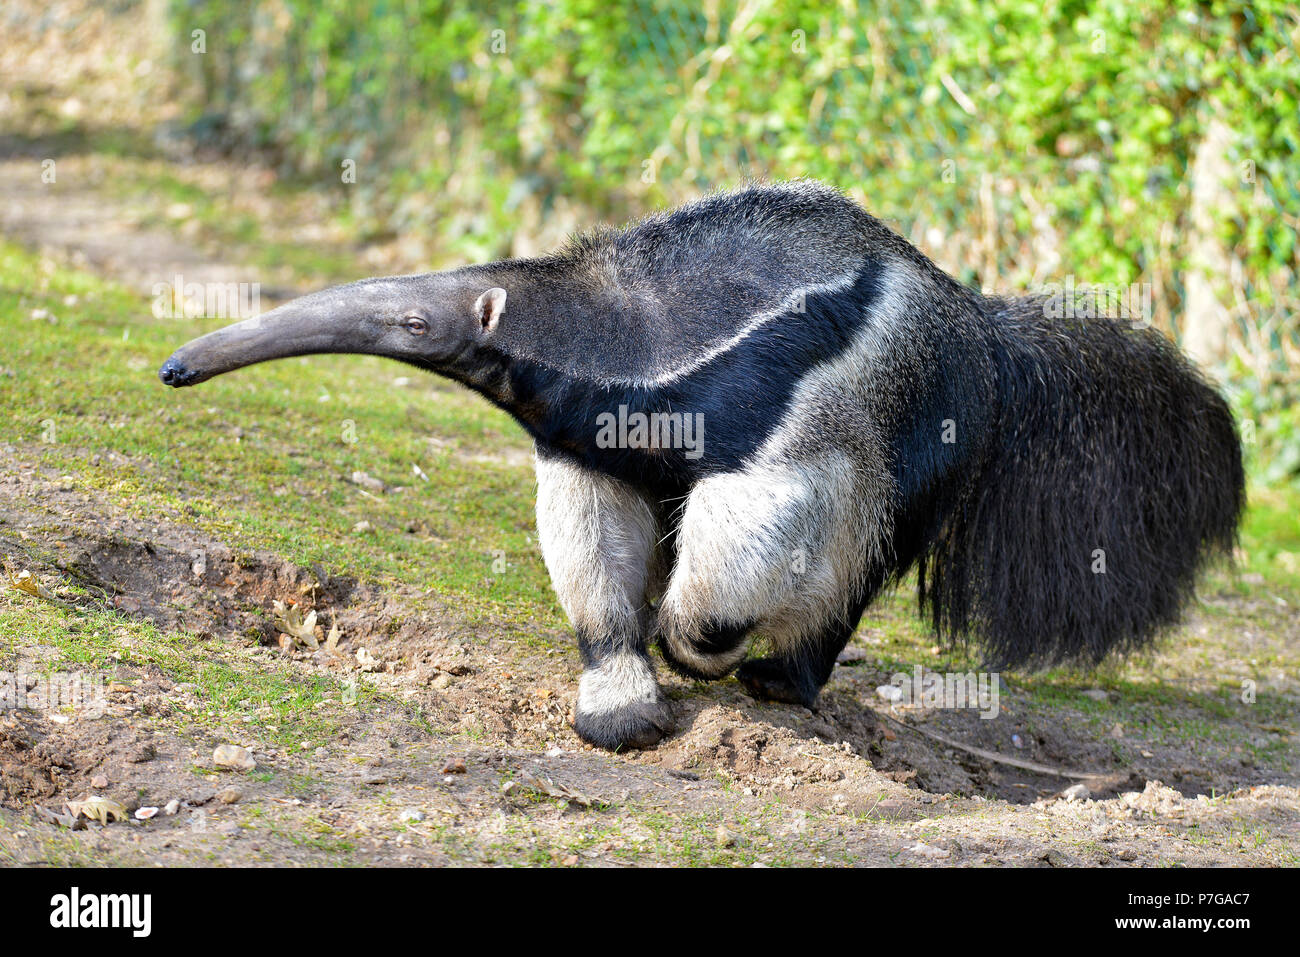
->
[158,358,195,387]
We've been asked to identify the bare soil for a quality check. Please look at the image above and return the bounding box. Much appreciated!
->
[2,459,1298,866]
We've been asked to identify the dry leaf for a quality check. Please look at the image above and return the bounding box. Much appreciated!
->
[6,566,53,599]
[272,599,319,650]
[66,796,128,825]
[36,805,83,830]
[514,769,595,808]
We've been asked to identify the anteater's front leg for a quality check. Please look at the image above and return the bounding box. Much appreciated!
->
[535,449,671,750]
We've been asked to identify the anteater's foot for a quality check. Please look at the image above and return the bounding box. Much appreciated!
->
[573,652,673,751]
[736,657,816,707]
[657,620,752,681]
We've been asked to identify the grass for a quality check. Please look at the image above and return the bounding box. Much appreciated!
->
[0,239,564,641]
[0,583,383,753]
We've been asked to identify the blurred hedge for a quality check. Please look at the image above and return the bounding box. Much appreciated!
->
[168,0,1299,478]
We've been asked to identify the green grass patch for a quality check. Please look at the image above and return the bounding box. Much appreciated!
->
[0,586,380,753]
[0,240,564,639]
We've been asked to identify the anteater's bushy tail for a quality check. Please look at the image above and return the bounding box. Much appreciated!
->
[919,304,1245,669]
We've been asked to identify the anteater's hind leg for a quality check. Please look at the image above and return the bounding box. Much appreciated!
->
[535,450,671,750]
[735,617,860,708]
[655,461,876,687]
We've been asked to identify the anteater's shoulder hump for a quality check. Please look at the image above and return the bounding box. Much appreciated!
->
[506,182,894,383]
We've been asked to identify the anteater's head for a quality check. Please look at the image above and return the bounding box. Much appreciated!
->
[158,273,508,387]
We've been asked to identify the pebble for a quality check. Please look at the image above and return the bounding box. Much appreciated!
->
[216,787,242,805]
[1082,689,1109,702]
[350,471,385,491]
[875,684,903,703]
[91,774,108,788]
[908,842,951,860]
[441,757,467,775]
[164,799,181,816]
[399,809,426,823]
[1062,783,1092,802]
[213,744,256,771]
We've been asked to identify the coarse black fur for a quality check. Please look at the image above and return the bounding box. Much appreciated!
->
[914,299,1246,668]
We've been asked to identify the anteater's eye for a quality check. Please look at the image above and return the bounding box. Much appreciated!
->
[404,315,428,336]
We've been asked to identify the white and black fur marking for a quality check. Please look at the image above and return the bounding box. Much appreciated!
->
[161,180,1246,752]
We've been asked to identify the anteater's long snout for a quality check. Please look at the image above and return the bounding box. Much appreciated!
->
[157,315,278,388]
[157,289,369,388]
[158,355,205,387]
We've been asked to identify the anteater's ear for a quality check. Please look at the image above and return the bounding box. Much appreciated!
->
[473,287,507,335]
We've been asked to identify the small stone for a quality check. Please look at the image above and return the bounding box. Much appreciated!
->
[134,807,159,820]
[441,757,467,775]
[91,775,108,789]
[431,673,453,690]
[352,520,372,533]
[1082,689,1109,702]
[127,742,157,763]
[350,471,386,492]
[164,799,181,816]
[399,809,426,823]
[362,773,388,786]
[313,747,328,759]
[875,684,903,703]
[908,842,950,860]
[715,826,734,848]
[213,744,256,771]
[1062,783,1092,802]
[216,787,242,805]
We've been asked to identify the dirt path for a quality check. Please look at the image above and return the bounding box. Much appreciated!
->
[1,0,1297,866]
[3,459,1296,866]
